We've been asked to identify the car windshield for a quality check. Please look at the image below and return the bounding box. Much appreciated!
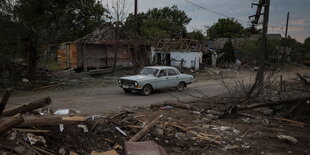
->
[140,68,158,76]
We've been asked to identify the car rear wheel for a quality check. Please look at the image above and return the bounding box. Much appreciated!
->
[123,88,131,93]
[177,82,186,92]
[141,85,152,96]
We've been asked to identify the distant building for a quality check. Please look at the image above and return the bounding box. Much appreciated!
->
[205,34,284,65]
[207,38,245,51]
[55,23,152,71]
[152,39,203,70]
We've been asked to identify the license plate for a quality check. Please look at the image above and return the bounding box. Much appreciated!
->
[123,85,129,88]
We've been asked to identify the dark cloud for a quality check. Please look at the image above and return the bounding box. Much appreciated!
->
[132,0,309,42]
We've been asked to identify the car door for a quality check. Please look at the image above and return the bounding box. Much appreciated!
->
[167,68,180,87]
[155,69,169,89]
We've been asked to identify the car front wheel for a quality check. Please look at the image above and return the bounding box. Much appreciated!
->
[177,82,186,92]
[141,85,152,96]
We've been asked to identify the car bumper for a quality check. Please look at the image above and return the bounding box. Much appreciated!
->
[119,84,143,90]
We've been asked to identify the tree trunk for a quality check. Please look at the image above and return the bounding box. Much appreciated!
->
[26,39,37,81]
[256,0,270,90]
[113,25,119,76]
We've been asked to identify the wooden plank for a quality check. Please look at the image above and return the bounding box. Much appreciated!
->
[0,113,24,135]
[2,97,51,117]
[11,128,50,133]
[0,88,13,115]
[0,115,86,127]
[129,115,163,142]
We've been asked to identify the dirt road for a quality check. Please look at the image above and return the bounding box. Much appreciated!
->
[5,67,309,114]
[7,80,224,114]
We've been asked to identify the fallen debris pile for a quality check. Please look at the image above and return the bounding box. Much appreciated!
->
[1,88,310,155]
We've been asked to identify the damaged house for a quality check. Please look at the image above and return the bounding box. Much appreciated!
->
[152,39,203,70]
[56,23,152,71]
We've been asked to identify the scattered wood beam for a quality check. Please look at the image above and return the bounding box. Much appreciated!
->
[128,115,163,142]
[11,128,50,133]
[150,102,199,111]
[0,115,85,127]
[238,96,310,110]
[0,113,24,135]
[0,88,13,115]
[2,97,51,117]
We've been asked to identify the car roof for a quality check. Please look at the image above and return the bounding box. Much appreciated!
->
[144,66,177,70]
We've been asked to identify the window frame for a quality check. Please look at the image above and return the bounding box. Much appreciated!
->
[158,69,168,77]
[167,68,178,76]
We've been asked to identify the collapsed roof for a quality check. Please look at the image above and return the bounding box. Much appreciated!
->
[155,39,203,52]
[77,23,152,45]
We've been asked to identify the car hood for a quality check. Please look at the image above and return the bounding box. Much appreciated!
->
[119,74,154,81]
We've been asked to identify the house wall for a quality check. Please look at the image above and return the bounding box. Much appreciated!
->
[57,42,151,70]
[170,52,202,70]
[155,51,202,70]
[80,44,132,69]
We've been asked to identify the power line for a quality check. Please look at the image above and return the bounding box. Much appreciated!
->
[183,0,250,24]
[183,0,310,31]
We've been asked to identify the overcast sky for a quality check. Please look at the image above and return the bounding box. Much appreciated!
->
[109,0,310,43]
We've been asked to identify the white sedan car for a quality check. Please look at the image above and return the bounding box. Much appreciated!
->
[118,66,195,95]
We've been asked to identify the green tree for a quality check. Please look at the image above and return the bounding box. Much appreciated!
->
[220,39,236,63]
[186,30,206,41]
[207,18,245,40]
[125,5,191,41]
[239,39,281,64]
[14,0,108,44]
[289,37,309,62]
[0,0,108,81]
[303,37,310,51]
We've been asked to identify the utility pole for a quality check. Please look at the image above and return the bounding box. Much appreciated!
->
[248,0,270,97]
[285,12,290,38]
[257,0,270,87]
[133,0,138,73]
[134,0,138,16]
[282,12,290,64]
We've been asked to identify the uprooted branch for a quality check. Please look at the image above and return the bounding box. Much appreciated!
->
[296,73,310,86]
[221,70,280,100]
[237,96,310,110]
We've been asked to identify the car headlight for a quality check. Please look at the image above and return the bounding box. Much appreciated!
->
[118,79,121,84]
[134,82,138,86]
